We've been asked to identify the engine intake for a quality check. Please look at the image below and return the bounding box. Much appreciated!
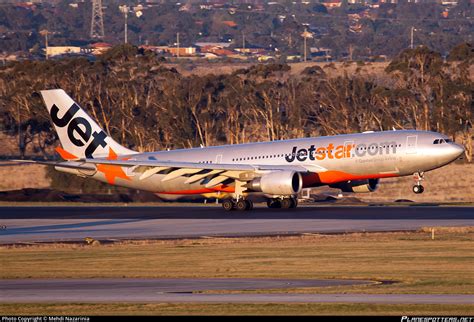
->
[329,178,379,193]
[247,171,302,195]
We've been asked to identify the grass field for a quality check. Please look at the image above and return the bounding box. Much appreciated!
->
[2,228,473,315]
[2,229,473,292]
[2,303,473,316]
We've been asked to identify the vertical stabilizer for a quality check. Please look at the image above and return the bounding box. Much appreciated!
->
[41,89,136,159]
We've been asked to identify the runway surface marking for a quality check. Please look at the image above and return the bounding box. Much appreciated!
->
[2,279,473,304]
[0,206,473,243]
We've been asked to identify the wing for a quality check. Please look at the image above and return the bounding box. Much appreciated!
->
[84,158,327,186]
[10,158,327,189]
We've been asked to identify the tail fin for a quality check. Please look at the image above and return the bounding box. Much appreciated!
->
[41,89,136,160]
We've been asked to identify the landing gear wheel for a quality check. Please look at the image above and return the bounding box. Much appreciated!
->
[412,185,424,194]
[267,199,281,209]
[222,199,235,211]
[236,199,250,211]
[280,198,293,209]
[412,172,425,194]
[246,200,254,210]
[289,197,298,208]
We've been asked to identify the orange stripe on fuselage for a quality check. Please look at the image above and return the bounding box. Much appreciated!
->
[302,170,398,186]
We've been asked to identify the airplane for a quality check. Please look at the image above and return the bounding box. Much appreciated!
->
[15,89,465,211]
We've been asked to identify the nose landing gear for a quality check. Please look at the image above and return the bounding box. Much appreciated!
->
[412,172,425,194]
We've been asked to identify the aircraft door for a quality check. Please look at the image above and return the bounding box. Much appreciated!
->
[406,135,418,154]
[215,154,223,164]
[344,140,354,158]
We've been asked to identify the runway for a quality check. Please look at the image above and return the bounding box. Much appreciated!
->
[0,205,473,244]
[2,279,473,304]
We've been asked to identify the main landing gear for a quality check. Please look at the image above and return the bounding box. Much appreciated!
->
[267,197,298,209]
[412,172,425,194]
[221,197,298,211]
[222,199,253,211]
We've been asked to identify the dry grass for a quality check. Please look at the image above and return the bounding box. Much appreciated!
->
[420,226,474,234]
[1,303,473,316]
[1,230,473,295]
[0,163,51,191]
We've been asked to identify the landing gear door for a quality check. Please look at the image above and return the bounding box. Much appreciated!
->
[406,135,418,154]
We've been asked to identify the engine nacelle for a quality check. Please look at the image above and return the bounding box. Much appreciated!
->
[329,178,379,193]
[247,171,302,195]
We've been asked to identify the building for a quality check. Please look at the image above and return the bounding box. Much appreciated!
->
[195,42,232,48]
[199,46,234,56]
[46,46,81,57]
[161,46,196,56]
[234,47,266,55]
[90,42,112,55]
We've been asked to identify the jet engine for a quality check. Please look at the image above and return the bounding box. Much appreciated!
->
[329,178,379,193]
[247,171,302,195]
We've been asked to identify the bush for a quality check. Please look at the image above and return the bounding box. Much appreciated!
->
[447,43,473,62]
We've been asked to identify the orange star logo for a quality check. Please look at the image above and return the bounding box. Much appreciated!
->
[96,148,131,185]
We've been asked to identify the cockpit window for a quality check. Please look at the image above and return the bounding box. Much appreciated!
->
[433,138,452,144]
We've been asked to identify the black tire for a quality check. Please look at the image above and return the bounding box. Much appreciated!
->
[246,200,253,210]
[280,198,292,209]
[290,197,298,208]
[267,199,281,209]
[222,199,234,211]
[412,185,424,194]
[266,199,273,208]
[236,200,248,211]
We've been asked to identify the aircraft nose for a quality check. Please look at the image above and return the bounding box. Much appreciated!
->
[448,143,465,160]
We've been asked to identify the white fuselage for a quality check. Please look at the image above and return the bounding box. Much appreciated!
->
[81,130,463,197]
